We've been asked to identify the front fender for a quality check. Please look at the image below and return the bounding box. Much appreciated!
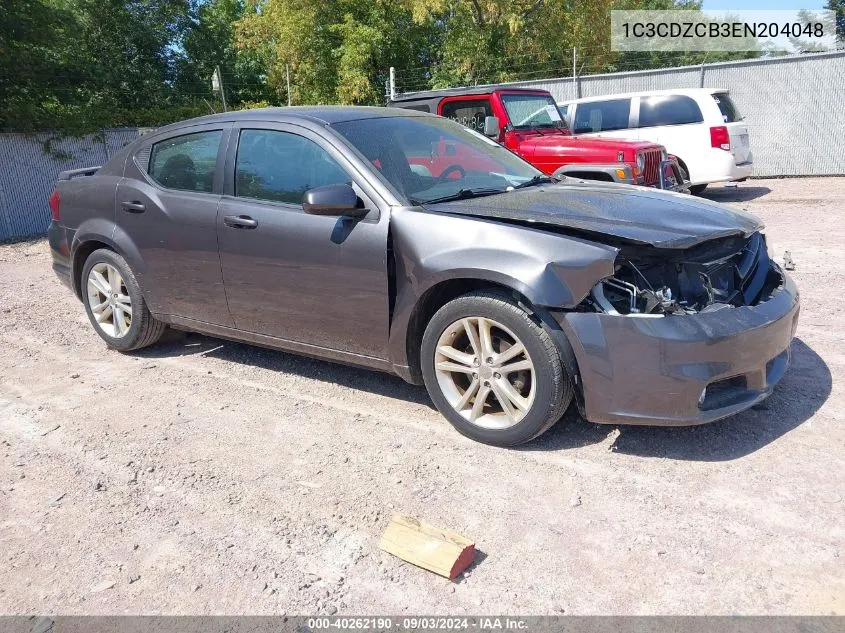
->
[387,207,617,374]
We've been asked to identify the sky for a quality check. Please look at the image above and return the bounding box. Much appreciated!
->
[704,0,826,9]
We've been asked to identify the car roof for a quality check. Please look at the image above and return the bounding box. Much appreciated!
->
[391,86,551,102]
[153,105,431,134]
[559,87,729,105]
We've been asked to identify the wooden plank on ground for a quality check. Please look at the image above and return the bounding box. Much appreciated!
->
[379,514,475,579]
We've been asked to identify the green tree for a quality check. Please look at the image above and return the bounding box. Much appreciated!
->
[63,0,193,109]
[177,0,275,108]
[401,0,619,88]
[827,0,844,45]
[1,0,209,132]
[0,0,77,130]
[236,0,435,104]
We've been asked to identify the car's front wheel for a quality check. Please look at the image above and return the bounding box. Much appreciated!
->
[81,248,166,351]
[421,290,573,446]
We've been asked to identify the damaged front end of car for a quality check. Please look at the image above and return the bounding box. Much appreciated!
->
[554,229,800,426]
[581,232,783,317]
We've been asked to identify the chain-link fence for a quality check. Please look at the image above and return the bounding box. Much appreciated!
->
[0,129,140,241]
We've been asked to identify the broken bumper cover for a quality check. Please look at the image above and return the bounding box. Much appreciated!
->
[553,266,800,426]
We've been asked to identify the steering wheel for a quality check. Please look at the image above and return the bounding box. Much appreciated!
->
[436,164,466,182]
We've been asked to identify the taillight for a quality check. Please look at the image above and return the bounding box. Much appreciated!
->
[710,126,731,151]
[49,190,61,221]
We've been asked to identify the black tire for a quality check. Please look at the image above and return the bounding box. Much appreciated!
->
[420,290,573,447]
[81,248,166,352]
[679,163,707,195]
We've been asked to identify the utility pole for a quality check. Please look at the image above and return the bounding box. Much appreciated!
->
[572,48,577,99]
[212,65,227,112]
[389,66,396,101]
[286,64,291,106]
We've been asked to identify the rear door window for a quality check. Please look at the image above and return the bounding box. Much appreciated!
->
[712,93,743,122]
[638,95,704,127]
[573,99,631,133]
[148,130,223,193]
[440,99,494,134]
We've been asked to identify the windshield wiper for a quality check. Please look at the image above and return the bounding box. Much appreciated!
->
[413,188,506,205]
[512,175,555,190]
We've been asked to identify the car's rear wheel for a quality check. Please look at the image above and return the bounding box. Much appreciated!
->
[421,290,573,446]
[81,248,165,351]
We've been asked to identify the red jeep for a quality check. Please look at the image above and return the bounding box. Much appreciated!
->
[391,87,683,190]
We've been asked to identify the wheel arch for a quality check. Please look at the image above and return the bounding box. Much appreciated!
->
[675,155,691,179]
[398,278,582,390]
[400,279,524,383]
[70,223,162,313]
[71,238,114,300]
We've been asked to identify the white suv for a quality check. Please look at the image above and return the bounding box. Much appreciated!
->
[559,88,752,194]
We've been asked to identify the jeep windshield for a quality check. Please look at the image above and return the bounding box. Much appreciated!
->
[332,115,544,205]
[500,94,566,130]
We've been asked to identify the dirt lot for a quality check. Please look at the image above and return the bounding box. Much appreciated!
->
[0,177,843,616]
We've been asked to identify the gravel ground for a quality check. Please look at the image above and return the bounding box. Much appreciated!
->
[0,177,843,616]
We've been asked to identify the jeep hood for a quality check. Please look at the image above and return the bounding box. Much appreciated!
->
[422,181,763,249]
[519,131,659,159]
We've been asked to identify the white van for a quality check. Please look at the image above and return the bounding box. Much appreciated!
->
[559,89,752,194]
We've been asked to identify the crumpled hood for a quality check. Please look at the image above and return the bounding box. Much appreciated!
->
[422,181,763,249]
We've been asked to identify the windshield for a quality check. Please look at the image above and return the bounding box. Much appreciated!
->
[500,94,565,129]
[331,115,543,205]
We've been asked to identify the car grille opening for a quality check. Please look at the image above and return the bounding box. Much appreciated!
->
[699,375,748,411]
[642,148,662,186]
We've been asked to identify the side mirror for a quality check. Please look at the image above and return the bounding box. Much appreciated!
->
[483,116,500,138]
[302,184,364,217]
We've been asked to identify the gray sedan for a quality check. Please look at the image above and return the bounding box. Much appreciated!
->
[48,107,799,446]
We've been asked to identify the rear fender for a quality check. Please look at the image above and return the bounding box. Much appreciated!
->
[70,219,166,314]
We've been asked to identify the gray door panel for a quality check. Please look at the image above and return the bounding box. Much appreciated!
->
[217,124,390,359]
[118,124,233,326]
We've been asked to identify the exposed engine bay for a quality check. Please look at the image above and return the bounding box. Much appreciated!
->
[587,232,784,316]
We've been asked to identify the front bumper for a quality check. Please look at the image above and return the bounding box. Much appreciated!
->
[624,158,687,192]
[690,149,754,186]
[552,265,800,426]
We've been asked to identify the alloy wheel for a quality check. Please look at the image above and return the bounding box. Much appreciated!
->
[86,262,132,338]
[434,316,536,429]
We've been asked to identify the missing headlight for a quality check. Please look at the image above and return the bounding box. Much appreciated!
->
[591,278,675,317]
[584,233,780,317]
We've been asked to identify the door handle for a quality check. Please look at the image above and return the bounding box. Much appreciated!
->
[121,201,146,213]
[223,215,258,229]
